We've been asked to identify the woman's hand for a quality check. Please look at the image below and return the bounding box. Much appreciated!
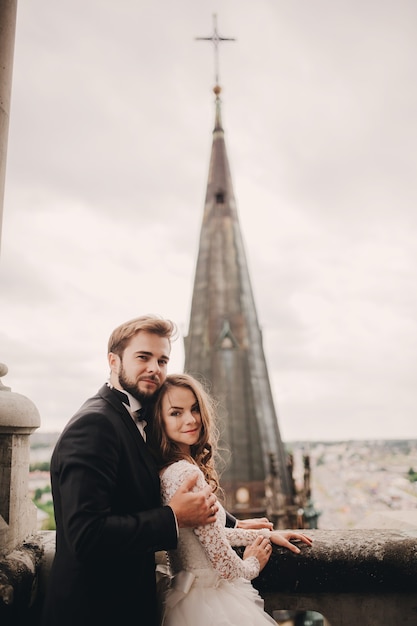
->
[243,535,272,571]
[270,531,313,554]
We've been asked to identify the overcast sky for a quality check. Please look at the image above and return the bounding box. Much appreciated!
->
[1,0,416,441]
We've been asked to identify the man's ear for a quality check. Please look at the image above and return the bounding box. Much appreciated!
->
[108,352,120,373]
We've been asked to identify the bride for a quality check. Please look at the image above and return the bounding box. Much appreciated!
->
[150,373,313,626]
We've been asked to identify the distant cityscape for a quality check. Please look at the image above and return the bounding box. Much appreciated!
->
[290,438,417,529]
[29,434,417,530]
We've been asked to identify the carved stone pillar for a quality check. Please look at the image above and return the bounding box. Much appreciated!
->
[0,364,40,557]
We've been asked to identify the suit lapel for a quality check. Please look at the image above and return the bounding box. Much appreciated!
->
[98,384,160,493]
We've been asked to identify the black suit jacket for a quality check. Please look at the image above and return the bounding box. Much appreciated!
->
[41,384,177,626]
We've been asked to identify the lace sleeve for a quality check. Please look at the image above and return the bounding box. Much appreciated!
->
[194,490,262,580]
[161,460,261,581]
[224,526,271,547]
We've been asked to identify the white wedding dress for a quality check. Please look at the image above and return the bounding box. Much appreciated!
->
[160,459,277,626]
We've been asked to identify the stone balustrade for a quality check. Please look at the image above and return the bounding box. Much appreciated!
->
[253,527,417,625]
[1,527,417,625]
[0,364,40,557]
[0,361,42,624]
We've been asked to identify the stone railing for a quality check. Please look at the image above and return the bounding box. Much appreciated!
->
[0,363,42,625]
[0,365,40,556]
[253,527,417,625]
[1,527,417,625]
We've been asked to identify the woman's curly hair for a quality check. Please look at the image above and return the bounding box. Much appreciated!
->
[150,373,221,494]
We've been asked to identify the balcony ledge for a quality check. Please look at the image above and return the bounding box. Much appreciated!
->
[248,528,417,625]
[1,528,417,625]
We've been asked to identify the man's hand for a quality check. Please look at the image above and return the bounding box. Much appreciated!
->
[236,517,273,531]
[169,473,218,528]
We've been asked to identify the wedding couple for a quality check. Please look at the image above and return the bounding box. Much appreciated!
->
[41,315,312,626]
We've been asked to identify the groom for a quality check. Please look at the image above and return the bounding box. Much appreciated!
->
[41,314,272,626]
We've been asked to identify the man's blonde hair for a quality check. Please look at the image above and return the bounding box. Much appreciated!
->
[107,315,177,357]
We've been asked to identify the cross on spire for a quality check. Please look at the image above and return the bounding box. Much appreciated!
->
[195,14,236,86]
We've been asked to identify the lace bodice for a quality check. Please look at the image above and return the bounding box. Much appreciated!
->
[160,460,271,581]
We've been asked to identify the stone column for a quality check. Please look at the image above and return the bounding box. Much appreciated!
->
[0,364,40,557]
[0,0,18,251]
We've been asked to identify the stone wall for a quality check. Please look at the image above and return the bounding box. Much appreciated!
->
[2,527,417,626]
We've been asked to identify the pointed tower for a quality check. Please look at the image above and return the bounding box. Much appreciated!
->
[184,65,298,525]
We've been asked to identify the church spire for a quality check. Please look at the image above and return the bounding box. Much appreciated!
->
[185,17,308,527]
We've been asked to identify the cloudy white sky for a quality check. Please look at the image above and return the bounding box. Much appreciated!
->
[1,0,416,441]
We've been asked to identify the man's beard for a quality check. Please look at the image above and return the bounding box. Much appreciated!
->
[118,363,159,406]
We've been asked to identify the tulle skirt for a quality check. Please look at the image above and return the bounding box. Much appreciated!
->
[163,569,277,626]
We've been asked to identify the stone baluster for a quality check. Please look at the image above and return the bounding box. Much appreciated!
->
[0,364,40,557]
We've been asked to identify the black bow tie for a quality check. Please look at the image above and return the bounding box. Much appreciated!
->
[110,387,149,426]
[133,408,145,422]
